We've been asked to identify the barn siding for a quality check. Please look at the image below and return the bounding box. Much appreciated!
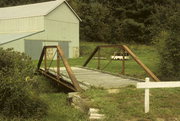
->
[0,16,44,33]
[0,2,80,59]
[45,3,79,58]
[0,38,24,52]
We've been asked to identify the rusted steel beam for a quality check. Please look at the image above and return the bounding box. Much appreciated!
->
[83,46,99,67]
[57,46,82,91]
[44,48,47,71]
[122,45,160,82]
[98,45,122,48]
[37,47,45,69]
[39,69,76,91]
[44,45,57,48]
[97,47,100,69]
[57,49,60,79]
[122,49,125,75]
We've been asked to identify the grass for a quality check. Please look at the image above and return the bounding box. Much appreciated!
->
[82,87,180,121]
[40,93,88,121]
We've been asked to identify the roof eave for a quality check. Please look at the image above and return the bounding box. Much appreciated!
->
[45,0,82,22]
[64,1,82,22]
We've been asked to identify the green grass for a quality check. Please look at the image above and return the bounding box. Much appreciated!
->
[82,87,180,121]
[40,93,88,121]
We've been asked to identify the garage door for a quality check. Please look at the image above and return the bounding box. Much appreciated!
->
[24,40,42,60]
[25,40,69,60]
[58,41,69,58]
[43,41,69,58]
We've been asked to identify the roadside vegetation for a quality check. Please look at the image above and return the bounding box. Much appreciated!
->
[0,48,48,119]
[82,87,180,121]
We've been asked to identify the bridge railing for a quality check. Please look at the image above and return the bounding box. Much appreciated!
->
[83,45,160,82]
[37,45,82,92]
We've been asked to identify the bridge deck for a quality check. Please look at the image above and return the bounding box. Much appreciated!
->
[48,67,138,89]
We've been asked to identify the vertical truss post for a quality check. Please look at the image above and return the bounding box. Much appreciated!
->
[97,47,100,69]
[57,49,60,79]
[121,49,125,75]
[44,47,47,72]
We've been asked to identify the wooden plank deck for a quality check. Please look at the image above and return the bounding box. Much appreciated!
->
[49,67,139,89]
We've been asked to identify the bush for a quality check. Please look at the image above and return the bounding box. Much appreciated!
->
[0,48,48,118]
[155,14,180,80]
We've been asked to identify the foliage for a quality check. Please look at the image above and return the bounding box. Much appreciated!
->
[31,76,63,93]
[155,31,180,80]
[120,19,145,43]
[0,48,48,118]
[153,4,180,80]
[73,0,179,44]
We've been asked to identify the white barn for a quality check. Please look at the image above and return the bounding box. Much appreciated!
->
[0,0,81,59]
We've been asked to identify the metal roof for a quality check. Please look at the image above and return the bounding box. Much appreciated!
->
[0,0,81,21]
[0,31,43,45]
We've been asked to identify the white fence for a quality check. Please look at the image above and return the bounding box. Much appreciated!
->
[136,77,180,113]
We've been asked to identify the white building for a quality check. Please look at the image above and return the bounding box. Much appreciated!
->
[0,0,81,59]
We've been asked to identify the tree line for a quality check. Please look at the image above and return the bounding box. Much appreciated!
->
[0,0,179,44]
[69,0,179,44]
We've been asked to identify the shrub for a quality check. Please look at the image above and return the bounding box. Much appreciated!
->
[154,14,180,80]
[0,48,48,118]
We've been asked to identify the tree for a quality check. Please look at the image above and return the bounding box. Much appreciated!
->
[153,3,180,80]
[78,2,111,42]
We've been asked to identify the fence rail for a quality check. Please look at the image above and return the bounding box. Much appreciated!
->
[137,77,180,113]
